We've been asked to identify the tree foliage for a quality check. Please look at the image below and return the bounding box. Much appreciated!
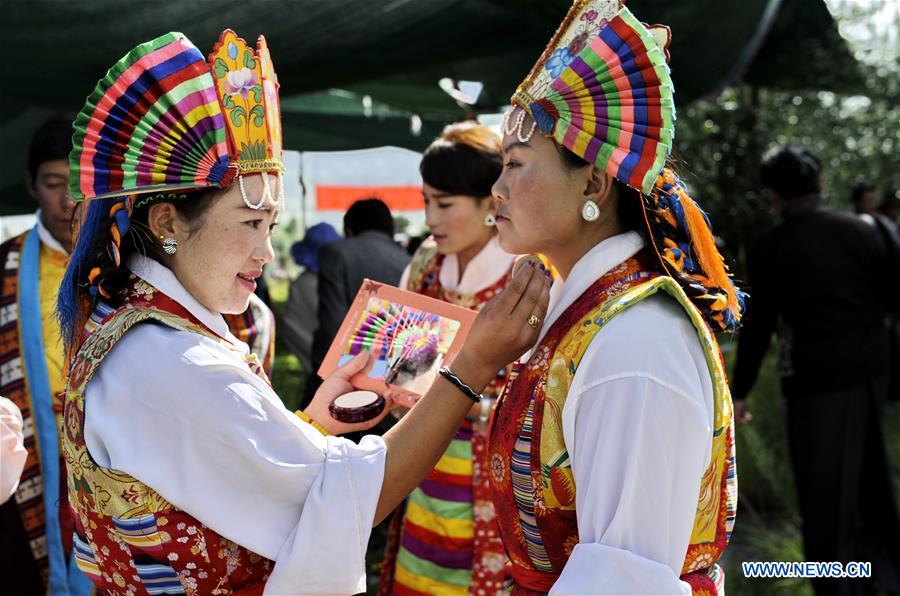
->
[673,1,899,279]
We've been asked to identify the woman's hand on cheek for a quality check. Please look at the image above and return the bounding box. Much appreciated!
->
[451,261,551,391]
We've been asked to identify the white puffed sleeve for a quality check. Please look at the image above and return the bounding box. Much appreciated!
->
[85,323,386,594]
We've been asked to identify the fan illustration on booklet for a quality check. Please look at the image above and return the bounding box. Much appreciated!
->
[318,280,477,415]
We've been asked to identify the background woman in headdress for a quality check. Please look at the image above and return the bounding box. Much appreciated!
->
[485,1,743,593]
[58,30,549,594]
[380,122,515,595]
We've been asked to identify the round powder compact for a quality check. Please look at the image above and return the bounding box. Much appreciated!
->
[329,390,386,424]
[512,254,544,278]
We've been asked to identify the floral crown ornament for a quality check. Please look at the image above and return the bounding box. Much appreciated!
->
[208,30,284,209]
[505,0,675,195]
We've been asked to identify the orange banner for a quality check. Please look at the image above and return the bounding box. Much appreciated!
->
[316,185,423,212]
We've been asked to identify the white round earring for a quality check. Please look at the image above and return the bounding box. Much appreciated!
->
[161,236,178,255]
[581,200,600,222]
[484,213,496,227]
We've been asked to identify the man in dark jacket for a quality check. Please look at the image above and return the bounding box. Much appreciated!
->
[303,199,410,432]
[732,146,900,595]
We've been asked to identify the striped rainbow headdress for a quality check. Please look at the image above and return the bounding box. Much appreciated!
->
[505,0,746,331]
[59,30,284,354]
[504,0,674,195]
[70,29,283,210]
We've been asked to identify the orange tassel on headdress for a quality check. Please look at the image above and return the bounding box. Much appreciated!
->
[642,168,745,331]
[678,194,741,318]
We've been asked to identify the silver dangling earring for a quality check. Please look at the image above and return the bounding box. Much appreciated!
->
[581,200,600,222]
[161,236,178,255]
[484,213,496,227]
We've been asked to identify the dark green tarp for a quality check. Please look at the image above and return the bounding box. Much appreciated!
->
[0,0,860,214]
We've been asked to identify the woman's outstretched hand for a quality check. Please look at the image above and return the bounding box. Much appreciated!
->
[450,261,552,392]
[305,261,550,442]
[373,261,551,524]
[304,351,392,436]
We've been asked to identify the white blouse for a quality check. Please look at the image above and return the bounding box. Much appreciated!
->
[83,255,386,595]
[533,232,715,595]
[398,234,516,294]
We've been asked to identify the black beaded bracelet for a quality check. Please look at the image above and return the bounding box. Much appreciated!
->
[438,366,483,404]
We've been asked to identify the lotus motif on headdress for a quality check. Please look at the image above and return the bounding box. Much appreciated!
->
[225,67,260,99]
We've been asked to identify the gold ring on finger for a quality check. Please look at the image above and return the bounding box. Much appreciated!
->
[527,314,541,328]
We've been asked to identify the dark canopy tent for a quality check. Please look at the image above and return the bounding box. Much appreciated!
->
[0,0,860,214]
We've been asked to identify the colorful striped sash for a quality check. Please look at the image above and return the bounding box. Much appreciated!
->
[0,229,92,593]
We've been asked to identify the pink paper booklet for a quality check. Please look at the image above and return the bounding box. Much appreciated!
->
[317,279,477,408]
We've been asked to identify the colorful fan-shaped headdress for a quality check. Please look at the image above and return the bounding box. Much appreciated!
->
[70,29,283,210]
[504,0,673,195]
[59,30,284,355]
[504,0,745,331]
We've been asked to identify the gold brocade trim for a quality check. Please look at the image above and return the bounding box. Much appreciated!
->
[133,192,191,209]
[538,275,735,542]
[237,159,285,174]
[64,307,211,518]
[511,89,536,110]
[406,237,440,291]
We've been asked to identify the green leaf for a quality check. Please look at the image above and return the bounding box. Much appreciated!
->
[253,140,266,159]
[230,106,247,127]
[243,50,257,69]
[213,57,229,79]
[250,104,265,127]
[239,140,267,161]
[251,85,262,103]
[254,140,266,159]
[222,94,235,109]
